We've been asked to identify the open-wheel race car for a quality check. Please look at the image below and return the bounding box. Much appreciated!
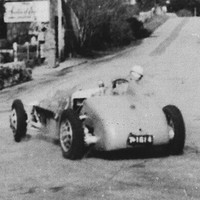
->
[9,66,186,160]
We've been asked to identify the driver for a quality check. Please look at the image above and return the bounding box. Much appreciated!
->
[128,65,160,101]
[112,65,144,95]
[127,65,145,97]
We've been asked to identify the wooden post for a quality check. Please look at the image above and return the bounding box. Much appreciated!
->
[58,0,62,60]
[13,42,18,62]
[25,42,30,61]
[194,7,197,17]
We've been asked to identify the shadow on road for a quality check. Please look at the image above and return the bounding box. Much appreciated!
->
[86,146,171,160]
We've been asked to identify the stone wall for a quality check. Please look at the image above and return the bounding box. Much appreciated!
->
[0,61,32,90]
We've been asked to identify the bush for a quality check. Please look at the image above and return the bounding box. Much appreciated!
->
[0,52,14,63]
[89,18,134,50]
[127,17,151,39]
[176,9,193,17]
[67,0,141,52]
[109,19,134,47]
[63,1,168,56]
[0,61,32,90]
[143,14,169,34]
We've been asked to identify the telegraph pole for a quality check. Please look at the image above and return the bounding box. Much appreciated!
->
[57,0,62,60]
[154,0,157,7]
[194,7,197,17]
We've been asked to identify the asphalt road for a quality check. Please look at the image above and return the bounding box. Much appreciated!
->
[1,16,200,200]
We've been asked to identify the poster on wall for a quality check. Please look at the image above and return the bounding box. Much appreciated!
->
[4,0,50,23]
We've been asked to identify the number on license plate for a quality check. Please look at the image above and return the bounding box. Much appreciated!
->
[127,133,153,146]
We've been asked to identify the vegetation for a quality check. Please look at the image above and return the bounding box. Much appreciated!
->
[0,0,4,19]
[136,0,167,10]
[144,14,168,33]
[64,0,151,55]
[176,9,193,17]
[170,0,200,16]
[0,62,32,90]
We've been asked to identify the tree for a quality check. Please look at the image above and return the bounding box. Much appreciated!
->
[170,0,200,15]
[136,0,155,10]
[66,0,139,51]
[136,0,167,11]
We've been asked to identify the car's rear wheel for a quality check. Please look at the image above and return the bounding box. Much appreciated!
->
[10,99,27,142]
[59,109,85,160]
[163,105,185,155]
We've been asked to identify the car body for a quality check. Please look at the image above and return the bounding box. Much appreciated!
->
[9,77,186,160]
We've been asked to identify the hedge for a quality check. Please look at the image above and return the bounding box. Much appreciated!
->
[0,61,32,90]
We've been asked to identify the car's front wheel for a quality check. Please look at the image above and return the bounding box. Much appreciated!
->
[163,105,185,155]
[59,109,85,160]
[10,99,27,142]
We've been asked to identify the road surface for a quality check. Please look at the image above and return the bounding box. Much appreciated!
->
[1,16,200,200]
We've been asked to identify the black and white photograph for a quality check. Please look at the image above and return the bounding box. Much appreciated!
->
[0,0,200,199]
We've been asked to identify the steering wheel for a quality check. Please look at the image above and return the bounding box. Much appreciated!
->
[112,78,129,89]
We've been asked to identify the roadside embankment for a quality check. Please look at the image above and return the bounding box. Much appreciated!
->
[0,61,32,90]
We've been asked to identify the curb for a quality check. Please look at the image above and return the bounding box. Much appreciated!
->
[32,59,88,79]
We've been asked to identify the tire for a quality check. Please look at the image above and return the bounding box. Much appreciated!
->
[163,105,185,155]
[10,99,27,142]
[59,109,85,160]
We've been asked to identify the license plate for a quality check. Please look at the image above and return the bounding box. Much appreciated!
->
[127,133,153,146]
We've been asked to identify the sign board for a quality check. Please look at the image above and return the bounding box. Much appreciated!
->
[124,0,136,5]
[4,1,50,23]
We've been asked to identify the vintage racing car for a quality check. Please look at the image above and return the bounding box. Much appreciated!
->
[9,67,186,160]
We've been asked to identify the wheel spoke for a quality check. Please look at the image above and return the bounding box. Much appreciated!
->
[60,120,73,152]
[68,135,71,139]
[11,109,17,130]
[62,135,68,142]
[60,125,67,132]
[67,126,70,132]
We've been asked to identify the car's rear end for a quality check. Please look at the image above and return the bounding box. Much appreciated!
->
[81,95,170,151]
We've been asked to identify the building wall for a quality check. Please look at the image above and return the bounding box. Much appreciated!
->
[49,0,58,29]
[5,0,57,43]
[7,22,31,43]
[3,0,68,65]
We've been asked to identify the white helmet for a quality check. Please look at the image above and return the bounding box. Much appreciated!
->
[130,65,144,81]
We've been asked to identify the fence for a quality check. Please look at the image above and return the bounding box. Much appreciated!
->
[0,42,39,64]
[0,61,32,90]
[0,49,13,63]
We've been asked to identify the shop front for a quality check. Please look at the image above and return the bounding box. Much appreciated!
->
[1,0,64,67]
